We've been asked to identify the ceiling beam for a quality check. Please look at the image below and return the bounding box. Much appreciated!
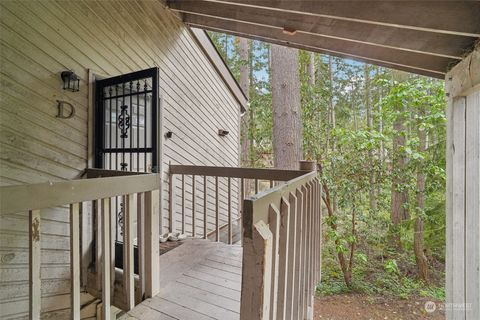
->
[169,1,477,59]
[183,14,456,78]
[168,0,480,37]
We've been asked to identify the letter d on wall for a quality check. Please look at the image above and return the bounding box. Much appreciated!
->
[56,100,76,119]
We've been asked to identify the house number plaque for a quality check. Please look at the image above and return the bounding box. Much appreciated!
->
[56,100,76,119]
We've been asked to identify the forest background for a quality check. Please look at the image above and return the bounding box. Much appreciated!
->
[209,32,446,303]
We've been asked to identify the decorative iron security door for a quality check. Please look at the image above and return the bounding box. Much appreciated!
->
[94,68,159,268]
[95,67,159,173]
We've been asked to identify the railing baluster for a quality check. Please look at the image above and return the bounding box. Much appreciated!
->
[137,193,145,304]
[192,175,196,237]
[70,203,81,320]
[286,192,298,320]
[240,178,244,242]
[29,209,41,320]
[215,176,219,242]
[315,180,320,284]
[144,190,160,298]
[317,180,323,283]
[277,197,291,319]
[101,198,111,320]
[255,178,259,194]
[270,180,274,188]
[307,181,314,318]
[95,200,102,292]
[294,188,304,320]
[300,184,309,319]
[204,176,207,239]
[228,177,232,244]
[124,193,136,310]
[268,204,280,320]
[181,174,185,234]
[168,168,177,232]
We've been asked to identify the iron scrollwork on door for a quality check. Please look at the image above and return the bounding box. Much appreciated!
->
[95,67,159,173]
[118,105,131,139]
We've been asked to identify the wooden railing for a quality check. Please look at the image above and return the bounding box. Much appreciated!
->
[168,165,308,244]
[240,165,322,320]
[0,171,161,320]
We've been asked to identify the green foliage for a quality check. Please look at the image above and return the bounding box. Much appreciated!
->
[208,32,446,301]
[384,259,400,274]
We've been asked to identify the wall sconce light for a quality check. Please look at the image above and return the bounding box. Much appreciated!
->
[165,131,173,139]
[61,70,80,92]
[282,27,297,36]
[218,129,229,137]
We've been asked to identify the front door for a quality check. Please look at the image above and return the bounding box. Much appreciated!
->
[94,68,159,271]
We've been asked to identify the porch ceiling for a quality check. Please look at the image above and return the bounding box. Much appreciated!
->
[166,0,480,79]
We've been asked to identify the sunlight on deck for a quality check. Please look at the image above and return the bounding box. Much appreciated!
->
[120,239,242,320]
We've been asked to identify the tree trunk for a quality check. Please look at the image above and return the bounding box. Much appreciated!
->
[239,38,250,168]
[308,52,315,86]
[365,65,377,211]
[271,44,303,169]
[390,73,409,247]
[328,56,337,213]
[414,106,429,281]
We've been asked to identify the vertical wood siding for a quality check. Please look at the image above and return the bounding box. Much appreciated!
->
[0,0,240,318]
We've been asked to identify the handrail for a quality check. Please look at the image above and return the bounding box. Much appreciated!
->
[0,173,161,319]
[84,168,149,178]
[169,164,309,181]
[242,171,317,239]
[0,173,161,215]
[168,165,312,244]
[240,163,321,320]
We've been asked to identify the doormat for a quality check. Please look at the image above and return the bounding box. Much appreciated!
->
[160,241,184,255]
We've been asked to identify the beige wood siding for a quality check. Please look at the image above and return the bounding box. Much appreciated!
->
[0,0,240,318]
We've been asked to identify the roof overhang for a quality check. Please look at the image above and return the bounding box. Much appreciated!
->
[167,0,480,79]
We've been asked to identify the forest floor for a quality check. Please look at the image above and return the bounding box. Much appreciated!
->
[314,294,445,320]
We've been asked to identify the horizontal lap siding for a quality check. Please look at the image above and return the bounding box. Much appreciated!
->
[0,0,240,318]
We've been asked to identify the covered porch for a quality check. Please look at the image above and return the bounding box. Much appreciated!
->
[0,162,322,320]
[0,1,479,320]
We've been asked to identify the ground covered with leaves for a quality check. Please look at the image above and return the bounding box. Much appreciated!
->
[314,294,444,320]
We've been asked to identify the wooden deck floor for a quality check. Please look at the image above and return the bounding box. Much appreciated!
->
[120,239,242,320]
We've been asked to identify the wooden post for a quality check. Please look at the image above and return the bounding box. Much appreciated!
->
[29,209,41,320]
[101,198,111,320]
[144,190,160,297]
[240,220,273,320]
[124,193,136,310]
[465,91,480,320]
[70,203,81,320]
[445,47,480,320]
